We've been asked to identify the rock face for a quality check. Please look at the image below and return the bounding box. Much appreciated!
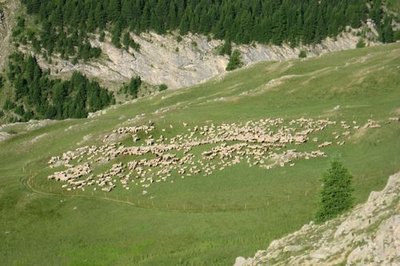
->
[0,131,10,142]
[235,171,400,266]
[39,29,374,90]
[0,0,19,71]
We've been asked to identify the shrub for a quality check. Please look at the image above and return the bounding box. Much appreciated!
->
[159,84,168,91]
[299,50,307,58]
[176,35,183,43]
[315,160,354,223]
[356,39,366,48]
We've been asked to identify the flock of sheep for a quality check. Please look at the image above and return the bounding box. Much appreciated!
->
[47,117,381,195]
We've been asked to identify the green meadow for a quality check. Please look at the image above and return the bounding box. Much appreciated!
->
[1,43,400,265]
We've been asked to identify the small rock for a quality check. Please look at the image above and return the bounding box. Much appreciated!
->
[233,257,247,266]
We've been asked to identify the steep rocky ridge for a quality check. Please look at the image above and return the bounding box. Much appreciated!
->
[0,0,19,72]
[234,171,400,266]
[39,27,378,90]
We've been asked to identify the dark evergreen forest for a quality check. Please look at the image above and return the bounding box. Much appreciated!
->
[4,53,114,122]
[18,0,395,60]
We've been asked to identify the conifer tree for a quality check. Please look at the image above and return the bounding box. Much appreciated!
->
[4,53,114,121]
[226,50,243,71]
[315,160,354,223]
[17,0,392,60]
[219,40,232,56]
[381,16,394,43]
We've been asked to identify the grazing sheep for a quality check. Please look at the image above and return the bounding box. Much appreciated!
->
[48,117,365,193]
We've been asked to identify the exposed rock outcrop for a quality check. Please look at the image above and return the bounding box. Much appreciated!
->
[0,131,10,142]
[0,0,19,71]
[38,28,377,90]
[235,171,400,265]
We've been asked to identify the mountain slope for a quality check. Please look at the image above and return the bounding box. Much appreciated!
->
[0,43,399,265]
[38,30,367,90]
[11,0,398,89]
[3,0,400,125]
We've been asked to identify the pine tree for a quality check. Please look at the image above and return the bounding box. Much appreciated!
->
[226,50,243,71]
[371,0,383,27]
[17,0,393,61]
[109,0,121,22]
[123,32,131,51]
[315,160,354,223]
[381,16,394,43]
[4,52,114,122]
[219,40,232,56]
[111,22,123,48]
[125,76,142,98]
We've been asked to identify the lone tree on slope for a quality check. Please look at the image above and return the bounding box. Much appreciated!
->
[316,160,354,223]
[226,50,243,71]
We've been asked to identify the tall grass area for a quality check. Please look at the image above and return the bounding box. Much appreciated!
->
[0,43,400,265]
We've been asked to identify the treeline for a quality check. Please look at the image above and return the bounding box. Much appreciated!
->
[4,53,114,122]
[12,15,102,62]
[18,0,397,61]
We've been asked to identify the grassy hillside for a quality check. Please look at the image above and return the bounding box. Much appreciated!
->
[1,43,400,265]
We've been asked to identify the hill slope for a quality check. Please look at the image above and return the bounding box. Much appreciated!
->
[0,43,399,265]
[4,0,400,125]
[235,171,400,265]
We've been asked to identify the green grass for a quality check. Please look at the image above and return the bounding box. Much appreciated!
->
[1,43,400,265]
[387,0,400,13]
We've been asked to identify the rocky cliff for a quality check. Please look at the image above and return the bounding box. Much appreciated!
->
[0,0,19,72]
[39,27,377,90]
[234,171,400,265]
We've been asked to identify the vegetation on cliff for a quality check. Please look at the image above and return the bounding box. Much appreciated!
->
[16,0,398,61]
